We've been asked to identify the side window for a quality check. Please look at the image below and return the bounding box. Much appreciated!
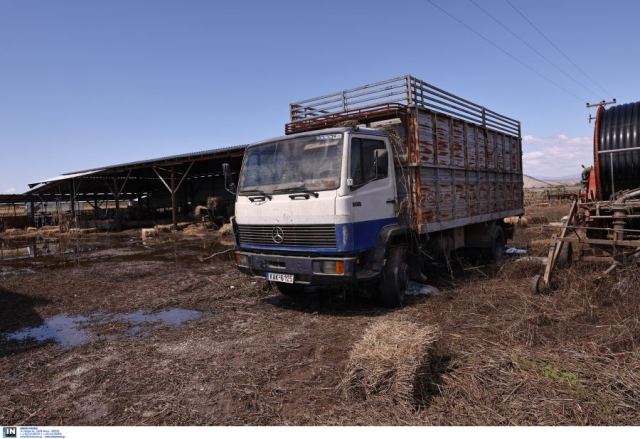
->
[350,138,388,187]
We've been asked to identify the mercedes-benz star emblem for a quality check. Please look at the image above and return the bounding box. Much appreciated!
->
[272,226,284,244]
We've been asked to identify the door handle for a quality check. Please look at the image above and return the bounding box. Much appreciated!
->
[386,198,396,204]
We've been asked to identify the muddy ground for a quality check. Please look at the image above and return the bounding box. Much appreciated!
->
[1,205,639,425]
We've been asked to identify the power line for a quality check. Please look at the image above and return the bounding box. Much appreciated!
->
[469,0,599,97]
[426,0,584,102]
[505,0,612,97]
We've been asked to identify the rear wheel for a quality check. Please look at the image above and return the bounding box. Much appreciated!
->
[275,282,305,297]
[379,246,408,307]
[491,227,506,263]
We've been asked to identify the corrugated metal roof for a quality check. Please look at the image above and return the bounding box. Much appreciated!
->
[64,143,247,175]
[27,143,248,188]
[29,169,105,187]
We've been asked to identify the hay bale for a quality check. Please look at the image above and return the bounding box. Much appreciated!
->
[182,223,205,236]
[141,228,158,239]
[154,224,172,234]
[343,320,439,408]
[505,216,528,227]
[217,223,232,236]
[41,226,62,236]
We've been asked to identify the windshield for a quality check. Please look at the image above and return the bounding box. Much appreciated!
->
[238,133,343,194]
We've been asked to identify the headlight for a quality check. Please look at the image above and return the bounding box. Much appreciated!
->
[314,260,345,275]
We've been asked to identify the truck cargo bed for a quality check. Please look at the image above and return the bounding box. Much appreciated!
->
[286,75,524,235]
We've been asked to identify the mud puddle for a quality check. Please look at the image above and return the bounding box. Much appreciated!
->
[0,237,89,261]
[3,307,203,349]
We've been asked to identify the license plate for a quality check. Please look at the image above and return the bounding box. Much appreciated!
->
[266,272,295,284]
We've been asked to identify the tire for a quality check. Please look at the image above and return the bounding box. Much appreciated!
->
[491,228,506,263]
[556,242,573,269]
[275,282,305,297]
[379,246,408,307]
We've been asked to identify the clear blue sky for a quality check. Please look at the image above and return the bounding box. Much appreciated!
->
[1,0,639,192]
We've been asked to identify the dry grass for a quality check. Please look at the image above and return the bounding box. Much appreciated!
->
[413,260,640,425]
[343,319,439,410]
[2,202,640,425]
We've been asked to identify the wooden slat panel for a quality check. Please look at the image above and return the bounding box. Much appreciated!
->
[438,169,454,221]
[468,171,479,216]
[420,168,437,223]
[496,134,504,171]
[466,124,477,169]
[477,128,487,169]
[452,119,465,168]
[454,170,467,218]
[417,112,435,165]
[391,108,523,230]
[435,117,451,166]
[486,131,496,170]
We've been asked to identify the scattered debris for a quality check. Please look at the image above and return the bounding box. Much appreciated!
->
[406,282,441,297]
[200,248,234,261]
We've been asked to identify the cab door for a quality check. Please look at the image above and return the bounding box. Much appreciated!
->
[346,135,396,224]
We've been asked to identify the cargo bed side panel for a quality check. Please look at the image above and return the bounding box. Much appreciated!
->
[407,109,523,234]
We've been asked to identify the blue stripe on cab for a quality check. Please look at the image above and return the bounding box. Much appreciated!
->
[336,217,398,252]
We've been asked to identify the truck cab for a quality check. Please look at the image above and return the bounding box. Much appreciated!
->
[232,127,406,302]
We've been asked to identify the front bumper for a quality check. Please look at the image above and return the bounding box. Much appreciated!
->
[235,250,360,285]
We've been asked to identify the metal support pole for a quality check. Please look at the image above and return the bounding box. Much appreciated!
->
[114,177,120,228]
[153,163,194,231]
[29,201,34,227]
[71,179,77,229]
[171,167,177,230]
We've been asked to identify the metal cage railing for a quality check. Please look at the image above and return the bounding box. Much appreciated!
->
[289,75,521,137]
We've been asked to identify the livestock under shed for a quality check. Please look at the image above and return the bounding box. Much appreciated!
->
[22,145,247,230]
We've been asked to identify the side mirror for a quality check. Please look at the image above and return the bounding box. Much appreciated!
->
[222,163,236,195]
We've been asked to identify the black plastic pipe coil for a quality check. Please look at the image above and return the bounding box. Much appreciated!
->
[598,101,640,199]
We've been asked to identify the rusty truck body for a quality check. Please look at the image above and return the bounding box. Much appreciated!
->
[231,75,523,306]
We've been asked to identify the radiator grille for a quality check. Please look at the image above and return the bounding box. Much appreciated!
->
[237,224,337,248]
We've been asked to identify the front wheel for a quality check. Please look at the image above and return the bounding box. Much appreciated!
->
[379,246,408,307]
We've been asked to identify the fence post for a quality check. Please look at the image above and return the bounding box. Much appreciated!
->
[406,75,413,106]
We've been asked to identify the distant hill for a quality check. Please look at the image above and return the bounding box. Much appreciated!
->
[523,175,580,189]
[523,175,553,188]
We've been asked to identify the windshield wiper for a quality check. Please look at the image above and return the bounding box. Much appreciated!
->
[239,189,272,200]
[273,186,319,198]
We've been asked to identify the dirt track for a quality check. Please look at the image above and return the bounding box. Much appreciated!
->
[1,213,639,425]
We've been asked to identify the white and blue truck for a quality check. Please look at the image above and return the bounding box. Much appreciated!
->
[229,76,523,306]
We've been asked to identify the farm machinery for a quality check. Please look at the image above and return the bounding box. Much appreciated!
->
[532,99,640,292]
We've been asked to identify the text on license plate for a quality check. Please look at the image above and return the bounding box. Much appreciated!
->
[266,272,295,284]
